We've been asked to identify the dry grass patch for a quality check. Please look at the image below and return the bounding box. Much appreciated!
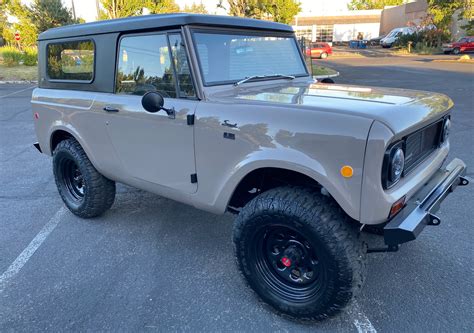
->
[0,64,37,81]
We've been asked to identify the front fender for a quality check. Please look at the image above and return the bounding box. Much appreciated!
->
[203,148,364,221]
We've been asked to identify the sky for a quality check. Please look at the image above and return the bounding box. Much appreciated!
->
[20,0,352,22]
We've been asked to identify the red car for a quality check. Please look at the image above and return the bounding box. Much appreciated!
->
[442,36,474,54]
[305,42,332,59]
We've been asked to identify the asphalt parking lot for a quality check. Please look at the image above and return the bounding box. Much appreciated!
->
[0,56,473,332]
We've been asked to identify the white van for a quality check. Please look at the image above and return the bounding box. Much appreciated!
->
[380,27,415,48]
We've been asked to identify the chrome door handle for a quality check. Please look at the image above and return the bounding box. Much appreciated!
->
[103,106,119,112]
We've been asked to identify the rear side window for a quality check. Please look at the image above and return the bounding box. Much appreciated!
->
[47,40,94,81]
[116,34,176,97]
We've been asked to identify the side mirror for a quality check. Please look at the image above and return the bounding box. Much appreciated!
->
[141,91,164,113]
[141,91,175,118]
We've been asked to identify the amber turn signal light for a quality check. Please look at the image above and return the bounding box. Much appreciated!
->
[389,196,406,219]
[340,165,353,178]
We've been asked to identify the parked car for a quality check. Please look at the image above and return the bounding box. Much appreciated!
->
[369,34,386,46]
[442,36,474,54]
[305,42,332,59]
[380,27,415,48]
[32,14,469,321]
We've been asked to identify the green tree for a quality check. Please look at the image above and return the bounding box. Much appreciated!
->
[98,0,144,19]
[462,20,474,35]
[1,2,8,43]
[4,0,38,46]
[347,0,405,10]
[183,2,208,14]
[145,0,180,14]
[260,0,301,24]
[218,0,262,18]
[427,0,472,32]
[218,0,300,23]
[5,0,80,47]
[30,0,79,32]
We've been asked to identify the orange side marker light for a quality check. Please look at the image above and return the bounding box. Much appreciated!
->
[340,165,354,178]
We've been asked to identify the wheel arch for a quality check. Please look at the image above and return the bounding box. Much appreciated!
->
[47,126,101,173]
[227,167,322,210]
[50,129,75,152]
[221,161,359,221]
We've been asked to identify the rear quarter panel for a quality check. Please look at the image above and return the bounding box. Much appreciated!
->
[31,88,122,181]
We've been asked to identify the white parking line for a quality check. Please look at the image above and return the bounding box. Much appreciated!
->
[0,85,35,99]
[0,207,67,294]
[351,300,377,333]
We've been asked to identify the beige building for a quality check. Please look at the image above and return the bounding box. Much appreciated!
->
[292,0,433,43]
[293,10,382,43]
[380,0,428,35]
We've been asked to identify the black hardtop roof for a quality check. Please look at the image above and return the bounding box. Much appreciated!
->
[38,13,293,41]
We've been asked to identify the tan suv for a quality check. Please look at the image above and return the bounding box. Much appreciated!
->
[32,14,469,320]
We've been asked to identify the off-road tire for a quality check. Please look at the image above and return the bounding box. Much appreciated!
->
[53,138,115,218]
[233,187,367,321]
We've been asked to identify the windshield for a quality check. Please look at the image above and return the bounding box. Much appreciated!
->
[193,31,308,86]
[386,29,401,38]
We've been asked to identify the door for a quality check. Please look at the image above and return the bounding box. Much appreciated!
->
[468,37,474,51]
[102,32,199,193]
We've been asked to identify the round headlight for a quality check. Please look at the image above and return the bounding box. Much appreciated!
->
[442,118,451,142]
[390,148,405,183]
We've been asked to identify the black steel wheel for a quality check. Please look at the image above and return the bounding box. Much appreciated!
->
[252,225,328,303]
[59,157,85,203]
[53,138,115,218]
[233,187,367,320]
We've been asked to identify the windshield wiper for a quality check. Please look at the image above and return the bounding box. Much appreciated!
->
[234,74,296,86]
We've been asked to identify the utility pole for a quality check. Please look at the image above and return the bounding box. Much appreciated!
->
[71,0,76,20]
[96,0,101,20]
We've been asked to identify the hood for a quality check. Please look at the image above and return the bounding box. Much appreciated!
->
[207,80,453,136]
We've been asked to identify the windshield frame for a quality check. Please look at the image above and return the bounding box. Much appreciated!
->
[190,27,310,87]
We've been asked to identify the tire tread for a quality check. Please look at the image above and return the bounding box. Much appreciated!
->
[233,186,367,321]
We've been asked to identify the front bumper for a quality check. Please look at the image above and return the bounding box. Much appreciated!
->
[384,158,469,246]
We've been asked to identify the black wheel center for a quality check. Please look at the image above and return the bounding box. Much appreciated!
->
[61,158,85,201]
[258,226,321,289]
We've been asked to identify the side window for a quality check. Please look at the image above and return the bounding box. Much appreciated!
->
[116,34,176,97]
[168,33,196,98]
[47,40,94,81]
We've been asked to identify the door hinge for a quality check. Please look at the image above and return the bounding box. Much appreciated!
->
[187,114,195,125]
[190,173,198,183]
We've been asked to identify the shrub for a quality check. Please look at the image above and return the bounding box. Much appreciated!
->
[23,47,38,66]
[396,29,450,49]
[0,46,23,66]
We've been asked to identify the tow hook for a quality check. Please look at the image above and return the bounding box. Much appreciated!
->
[459,176,469,186]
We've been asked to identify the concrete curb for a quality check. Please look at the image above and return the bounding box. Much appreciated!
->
[0,80,38,84]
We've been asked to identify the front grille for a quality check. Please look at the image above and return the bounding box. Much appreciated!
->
[403,119,444,175]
